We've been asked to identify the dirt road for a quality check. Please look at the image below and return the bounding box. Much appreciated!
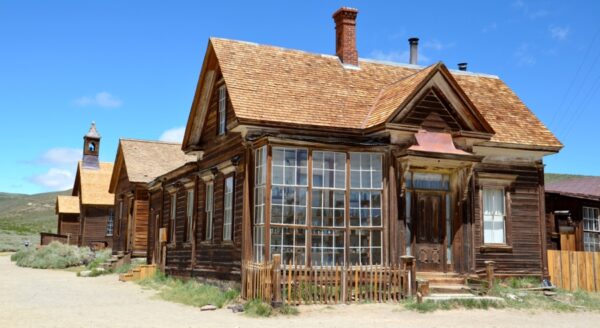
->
[1,254,599,328]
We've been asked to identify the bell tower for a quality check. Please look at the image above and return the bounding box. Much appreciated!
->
[82,121,101,169]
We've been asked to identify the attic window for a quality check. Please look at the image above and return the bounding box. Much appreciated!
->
[218,85,227,135]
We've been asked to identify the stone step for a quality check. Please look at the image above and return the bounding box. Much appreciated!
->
[423,294,505,304]
[429,283,473,294]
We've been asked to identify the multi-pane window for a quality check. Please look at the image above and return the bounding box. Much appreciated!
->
[271,227,306,265]
[205,182,214,241]
[312,151,346,266]
[253,146,267,262]
[218,85,227,135]
[170,193,177,243]
[349,153,383,265]
[271,148,308,264]
[186,190,194,242]
[583,207,600,252]
[483,188,506,244]
[106,208,114,236]
[223,176,234,241]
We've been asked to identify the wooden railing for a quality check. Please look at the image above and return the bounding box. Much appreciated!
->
[548,250,600,292]
[242,255,410,305]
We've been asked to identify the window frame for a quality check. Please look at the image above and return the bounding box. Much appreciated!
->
[223,175,235,242]
[205,182,214,241]
[186,189,194,243]
[218,85,227,136]
[583,206,600,252]
[106,208,114,237]
[477,177,514,252]
[482,188,507,245]
[170,193,177,244]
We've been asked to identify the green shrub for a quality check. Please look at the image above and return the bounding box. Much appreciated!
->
[244,299,273,317]
[85,248,112,270]
[10,242,92,269]
[278,304,299,316]
[138,273,240,309]
[404,298,504,313]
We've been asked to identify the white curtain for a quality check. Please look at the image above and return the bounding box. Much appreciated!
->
[483,189,505,244]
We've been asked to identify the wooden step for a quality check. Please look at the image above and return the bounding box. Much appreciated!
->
[429,283,473,294]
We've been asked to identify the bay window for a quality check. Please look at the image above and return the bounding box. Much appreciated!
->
[252,145,384,266]
[223,176,234,241]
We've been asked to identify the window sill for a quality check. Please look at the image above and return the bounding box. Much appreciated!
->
[479,244,513,253]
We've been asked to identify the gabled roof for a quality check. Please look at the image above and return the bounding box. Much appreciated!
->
[55,195,80,215]
[183,38,561,151]
[546,177,600,201]
[109,139,196,192]
[74,161,114,206]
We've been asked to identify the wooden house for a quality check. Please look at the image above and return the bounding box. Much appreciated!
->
[55,195,80,245]
[69,122,115,249]
[545,177,600,252]
[109,139,194,259]
[150,7,562,281]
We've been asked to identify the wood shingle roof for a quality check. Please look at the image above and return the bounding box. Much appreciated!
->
[208,38,561,149]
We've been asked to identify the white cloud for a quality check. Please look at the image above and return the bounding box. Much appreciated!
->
[159,127,186,143]
[514,43,536,66]
[34,147,82,167]
[482,22,498,33]
[423,39,454,51]
[74,91,122,108]
[369,49,430,65]
[549,26,570,41]
[28,168,74,191]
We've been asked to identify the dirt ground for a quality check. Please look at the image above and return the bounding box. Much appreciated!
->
[1,254,599,328]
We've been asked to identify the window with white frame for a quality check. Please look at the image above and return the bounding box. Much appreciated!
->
[483,188,506,244]
[106,208,114,236]
[223,176,234,241]
[312,151,346,265]
[270,147,308,265]
[253,146,267,261]
[170,193,177,243]
[218,85,227,135]
[205,182,214,241]
[349,153,383,265]
[186,189,194,242]
[583,207,600,252]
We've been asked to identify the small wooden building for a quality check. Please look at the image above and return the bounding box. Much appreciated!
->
[149,7,562,282]
[545,177,600,252]
[61,122,115,249]
[109,139,194,259]
[55,195,80,245]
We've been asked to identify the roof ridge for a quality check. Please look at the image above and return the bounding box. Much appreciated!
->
[361,63,441,128]
[120,138,182,146]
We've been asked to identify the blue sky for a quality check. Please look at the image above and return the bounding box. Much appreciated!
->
[1,0,599,194]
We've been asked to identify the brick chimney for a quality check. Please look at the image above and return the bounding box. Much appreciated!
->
[333,7,359,66]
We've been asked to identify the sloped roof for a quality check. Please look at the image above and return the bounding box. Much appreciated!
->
[55,196,80,215]
[546,177,600,201]
[76,161,114,206]
[109,139,196,192]
[206,38,561,149]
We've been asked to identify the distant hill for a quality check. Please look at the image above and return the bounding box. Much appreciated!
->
[0,189,71,251]
[545,173,595,185]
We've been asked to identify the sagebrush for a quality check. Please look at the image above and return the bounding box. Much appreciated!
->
[10,241,92,269]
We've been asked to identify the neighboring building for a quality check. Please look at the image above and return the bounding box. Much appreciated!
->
[70,122,115,249]
[545,176,600,252]
[108,139,194,260]
[150,7,561,281]
[55,195,81,245]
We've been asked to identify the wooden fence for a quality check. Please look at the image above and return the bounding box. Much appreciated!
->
[548,250,600,292]
[40,232,70,246]
[242,255,409,305]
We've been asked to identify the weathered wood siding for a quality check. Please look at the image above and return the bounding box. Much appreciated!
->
[473,164,544,276]
[132,199,149,256]
[80,206,113,248]
[545,193,600,252]
[58,214,80,245]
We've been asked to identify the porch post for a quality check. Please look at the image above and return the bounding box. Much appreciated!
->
[401,255,416,296]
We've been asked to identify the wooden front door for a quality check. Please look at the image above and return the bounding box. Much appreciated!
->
[414,192,445,271]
